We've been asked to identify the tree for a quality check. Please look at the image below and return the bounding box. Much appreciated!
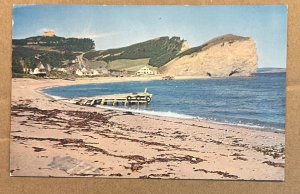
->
[12,59,24,73]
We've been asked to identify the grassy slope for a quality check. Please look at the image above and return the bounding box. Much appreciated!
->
[83,36,186,67]
[12,36,95,70]
[108,58,150,71]
[12,46,80,69]
[84,60,108,69]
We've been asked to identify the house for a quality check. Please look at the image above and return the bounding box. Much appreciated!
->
[45,64,51,72]
[75,68,100,76]
[91,69,99,75]
[23,68,30,74]
[27,41,39,45]
[30,62,47,76]
[80,67,88,74]
[75,69,83,76]
[99,67,110,75]
[136,66,157,76]
[56,68,67,73]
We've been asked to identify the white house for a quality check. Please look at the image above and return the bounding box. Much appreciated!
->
[92,69,99,75]
[30,62,46,76]
[45,64,51,72]
[136,66,157,76]
[75,68,99,76]
[75,69,83,76]
[99,67,110,75]
[56,68,67,73]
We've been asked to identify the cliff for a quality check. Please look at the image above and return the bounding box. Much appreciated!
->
[160,34,258,77]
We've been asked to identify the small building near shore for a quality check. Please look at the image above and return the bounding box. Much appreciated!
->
[75,69,84,76]
[99,67,110,75]
[136,66,157,76]
[55,68,67,73]
[91,69,99,75]
[45,64,51,72]
[30,62,47,76]
[75,68,100,76]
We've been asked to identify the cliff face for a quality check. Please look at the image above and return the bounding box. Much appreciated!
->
[160,34,258,77]
[180,40,190,52]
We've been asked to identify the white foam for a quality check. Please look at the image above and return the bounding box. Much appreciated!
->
[43,93,67,100]
[98,106,284,131]
[195,117,284,132]
[95,105,195,119]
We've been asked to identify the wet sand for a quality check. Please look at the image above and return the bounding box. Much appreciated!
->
[10,78,285,180]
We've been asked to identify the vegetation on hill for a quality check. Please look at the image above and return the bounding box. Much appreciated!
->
[177,34,249,58]
[108,58,150,71]
[13,36,95,52]
[12,36,95,73]
[12,33,253,77]
[84,60,108,69]
[83,36,186,67]
[12,46,80,70]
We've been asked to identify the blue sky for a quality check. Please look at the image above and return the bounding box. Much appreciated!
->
[13,5,287,68]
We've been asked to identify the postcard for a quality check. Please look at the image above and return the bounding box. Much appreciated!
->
[10,5,287,180]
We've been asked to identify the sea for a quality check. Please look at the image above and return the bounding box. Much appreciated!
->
[43,72,286,132]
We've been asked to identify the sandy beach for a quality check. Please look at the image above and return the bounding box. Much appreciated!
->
[10,77,285,180]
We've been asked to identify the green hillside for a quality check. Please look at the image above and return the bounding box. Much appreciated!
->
[12,46,81,69]
[12,36,95,73]
[13,36,95,52]
[108,58,150,71]
[84,60,108,70]
[83,36,186,67]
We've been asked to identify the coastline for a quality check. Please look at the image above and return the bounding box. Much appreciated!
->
[41,76,285,133]
[10,77,285,180]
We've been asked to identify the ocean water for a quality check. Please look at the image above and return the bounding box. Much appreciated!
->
[43,73,286,131]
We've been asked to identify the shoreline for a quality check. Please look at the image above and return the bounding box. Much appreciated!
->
[10,77,285,180]
[40,77,285,134]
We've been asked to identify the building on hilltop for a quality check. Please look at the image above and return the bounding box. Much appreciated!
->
[42,31,56,37]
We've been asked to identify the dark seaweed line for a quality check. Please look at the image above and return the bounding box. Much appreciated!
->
[12,135,205,169]
[194,168,239,179]
[12,104,199,152]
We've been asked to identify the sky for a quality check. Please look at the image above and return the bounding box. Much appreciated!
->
[13,5,287,68]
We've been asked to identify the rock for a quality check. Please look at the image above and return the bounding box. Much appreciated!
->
[160,34,258,77]
[180,40,190,52]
